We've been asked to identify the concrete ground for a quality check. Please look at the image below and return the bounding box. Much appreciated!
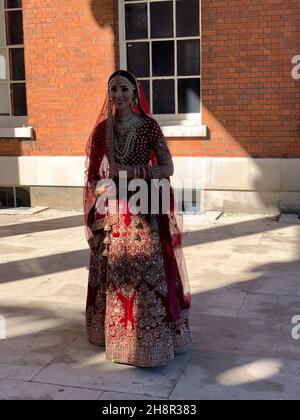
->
[0,208,300,400]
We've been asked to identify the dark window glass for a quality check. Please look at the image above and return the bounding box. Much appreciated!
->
[5,0,22,8]
[139,79,150,105]
[153,79,175,114]
[178,78,200,113]
[127,42,149,78]
[16,187,31,207]
[10,48,25,80]
[5,10,23,45]
[125,4,148,40]
[150,1,173,39]
[152,41,174,76]
[0,187,14,208]
[11,82,27,115]
[176,0,199,37]
[177,40,200,76]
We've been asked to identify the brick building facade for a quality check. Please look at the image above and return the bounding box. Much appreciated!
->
[0,0,300,212]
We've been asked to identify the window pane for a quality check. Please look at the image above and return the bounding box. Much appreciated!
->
[11,82,27,115]
[125,3,148,40]
[0,187,14,208]
[177,40,200,76]
[127,42,149,78]
[178,78,200,113]
[176,0,199,37]
[153,79,175,114]
[16,187,31,207]
[150,1,173,39]
[0,48,9,80]
[5,0,22,8]
[139,79,150,106]
[5,10,24,45]
[0,83,10,114]
[10,47,25,80]
[152,41,174,77]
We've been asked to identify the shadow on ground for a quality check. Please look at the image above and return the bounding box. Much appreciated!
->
[1,211,300,399]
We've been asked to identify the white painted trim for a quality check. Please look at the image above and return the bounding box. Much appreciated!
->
[0,126,33,138]
[0,2,26,117]
[0,117,33,138]
[161,123,207,137]
[159,116,208,137]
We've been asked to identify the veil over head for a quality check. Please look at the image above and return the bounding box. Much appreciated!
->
[83,70,191,321]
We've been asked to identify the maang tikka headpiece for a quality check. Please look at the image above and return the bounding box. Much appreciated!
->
[108,75,136,91]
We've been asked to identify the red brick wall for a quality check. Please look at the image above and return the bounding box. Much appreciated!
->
[0,0,118,156]
[193,0,300,158]
[0,0,300,158]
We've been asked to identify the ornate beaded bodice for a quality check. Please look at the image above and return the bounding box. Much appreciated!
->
[113,114,146,165]
[112,117,171,166]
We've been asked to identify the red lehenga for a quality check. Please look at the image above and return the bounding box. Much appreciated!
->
[83,80,192,367]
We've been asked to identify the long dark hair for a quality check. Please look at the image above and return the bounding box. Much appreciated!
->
[108,70,149,119]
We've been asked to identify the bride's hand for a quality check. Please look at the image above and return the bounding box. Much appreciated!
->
[94,184,109,198]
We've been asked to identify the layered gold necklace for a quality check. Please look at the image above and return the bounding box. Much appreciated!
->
[113,113,142,164]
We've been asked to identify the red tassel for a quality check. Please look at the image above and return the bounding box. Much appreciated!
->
[124,212,131,227]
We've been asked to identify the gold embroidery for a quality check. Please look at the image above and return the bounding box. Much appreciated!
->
[107,214,168,296]
[85,119,192,366]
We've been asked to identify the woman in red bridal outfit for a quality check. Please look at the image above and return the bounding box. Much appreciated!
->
[83,70,192,367]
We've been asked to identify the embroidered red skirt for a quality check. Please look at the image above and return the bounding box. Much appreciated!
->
[86,213,192,367]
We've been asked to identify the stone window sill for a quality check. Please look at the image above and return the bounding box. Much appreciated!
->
[160,122,208,138]
[0,126,34,139]
[0,117,33,139]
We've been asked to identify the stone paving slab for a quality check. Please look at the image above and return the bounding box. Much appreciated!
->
[168,350,300,400]
[276,324,300,360]
[0,299,85,381]
[191,314,280,358]
[1,209,300,400]
[98,391,163,400]
[0,379,101,400]
[32,336,191,399]
[0,207,49,216]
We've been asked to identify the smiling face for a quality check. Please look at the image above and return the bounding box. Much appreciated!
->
[109,78,136,114]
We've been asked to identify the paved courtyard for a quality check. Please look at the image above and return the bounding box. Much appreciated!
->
[0,208,300,400]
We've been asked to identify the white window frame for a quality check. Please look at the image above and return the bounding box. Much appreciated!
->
[0,0,32,138]
[118,0,207,137]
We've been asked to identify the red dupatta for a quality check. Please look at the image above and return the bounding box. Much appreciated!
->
[83,71,191,321]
